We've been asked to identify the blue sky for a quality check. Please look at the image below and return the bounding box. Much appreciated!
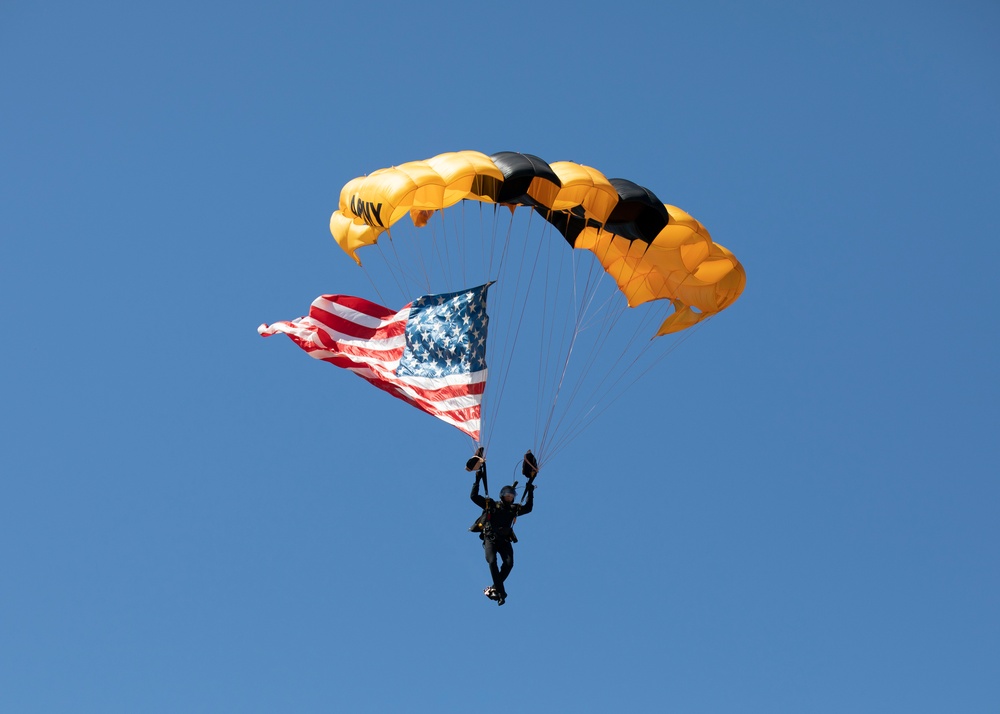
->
[2,1,998,711]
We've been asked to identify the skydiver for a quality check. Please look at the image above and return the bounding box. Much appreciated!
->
[467,450,538,606]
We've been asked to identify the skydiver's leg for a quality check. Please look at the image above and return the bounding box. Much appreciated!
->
[483,538,503,593]
[496,540,514,596]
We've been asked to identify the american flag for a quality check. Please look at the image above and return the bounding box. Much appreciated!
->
[258,284,491,440]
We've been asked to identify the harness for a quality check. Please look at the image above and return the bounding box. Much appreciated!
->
[469,498,519,543]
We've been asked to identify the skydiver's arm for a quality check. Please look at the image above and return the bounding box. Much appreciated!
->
[470,473,487,509]
[517,483,534,516]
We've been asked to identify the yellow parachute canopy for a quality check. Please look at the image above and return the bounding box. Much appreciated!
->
[330,150,745,335]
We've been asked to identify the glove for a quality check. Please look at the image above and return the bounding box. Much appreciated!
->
[522,450,538,477]
[465,446,485,472]
[526,482,535,494]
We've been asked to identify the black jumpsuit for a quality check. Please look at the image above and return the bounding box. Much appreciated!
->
[471,478,533,599]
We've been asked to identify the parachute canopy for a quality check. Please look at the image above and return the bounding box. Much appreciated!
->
[330,151,745,335]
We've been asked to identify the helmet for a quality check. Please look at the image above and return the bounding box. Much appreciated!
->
[499,485,517,500]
